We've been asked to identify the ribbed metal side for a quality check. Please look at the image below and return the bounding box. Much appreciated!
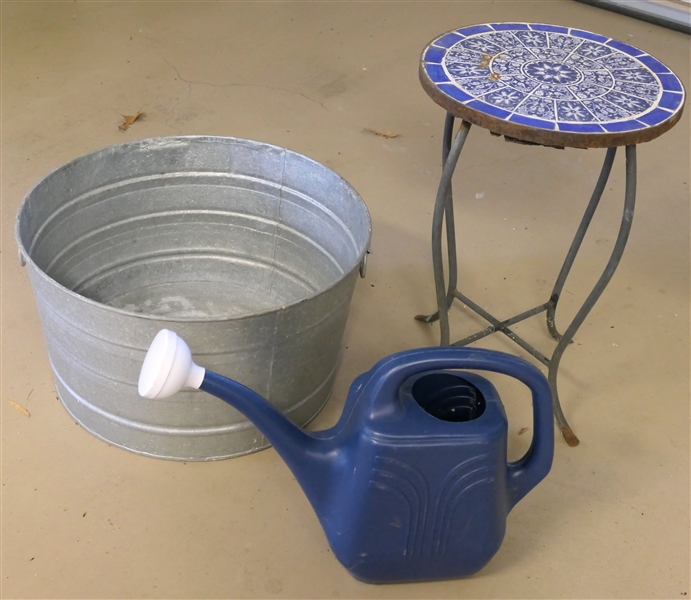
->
[16,136,371,460]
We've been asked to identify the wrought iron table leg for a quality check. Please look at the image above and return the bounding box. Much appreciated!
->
[416,113,461,324]
[546,147,618,341]
[421,120,472,345]
[549,145,637,446]
[416,119,636,446]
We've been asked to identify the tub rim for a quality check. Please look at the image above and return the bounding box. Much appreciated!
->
[15,135,372,323]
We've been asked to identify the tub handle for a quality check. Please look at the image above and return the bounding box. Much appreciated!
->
[359,250,370,278]
[18,249,26,267]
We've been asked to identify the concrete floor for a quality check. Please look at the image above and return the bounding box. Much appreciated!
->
[2,2,689,598]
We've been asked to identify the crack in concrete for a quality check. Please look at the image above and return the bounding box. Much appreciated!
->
[165,95,182,134]
[163,57,328,111]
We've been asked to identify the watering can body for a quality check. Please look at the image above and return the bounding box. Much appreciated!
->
[140,332,554,584]
[313,370,513,583]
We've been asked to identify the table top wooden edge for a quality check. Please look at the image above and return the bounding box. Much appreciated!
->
[418,23,686,149]
[419,63,685,148]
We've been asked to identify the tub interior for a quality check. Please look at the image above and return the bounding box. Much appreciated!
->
[18,138,371,319]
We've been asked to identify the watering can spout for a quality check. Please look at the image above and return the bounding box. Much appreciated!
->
[139,330,338,513]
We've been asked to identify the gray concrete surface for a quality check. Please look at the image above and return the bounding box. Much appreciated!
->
[2,2,689,598]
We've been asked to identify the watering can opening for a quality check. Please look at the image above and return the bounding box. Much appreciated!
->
[411,373,486,423]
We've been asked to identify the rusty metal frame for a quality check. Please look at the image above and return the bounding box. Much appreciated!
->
[416,113,637,447]
[574,0,691,35]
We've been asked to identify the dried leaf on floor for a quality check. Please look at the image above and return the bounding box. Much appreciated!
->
[488,72,501,81]
[119,110,144,131]
[479,54,492,68]
[518,427,529,435]
[8,400,30,417]
[365,128,400,139]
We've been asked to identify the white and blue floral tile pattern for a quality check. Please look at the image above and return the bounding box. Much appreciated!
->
[423,23,685,134]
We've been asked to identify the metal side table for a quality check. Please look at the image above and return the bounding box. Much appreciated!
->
[417,23,685,446]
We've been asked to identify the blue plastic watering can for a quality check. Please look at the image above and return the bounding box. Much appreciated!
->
[139,330,554,584]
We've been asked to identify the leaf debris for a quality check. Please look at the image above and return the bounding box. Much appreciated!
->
[365,128,400,139]
[8,400,30,417]
[518,427,529,436]
[119,110,144,131]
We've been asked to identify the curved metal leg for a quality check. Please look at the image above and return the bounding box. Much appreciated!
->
[418,120,472,345]
[546,147,618,340]
[416,113,459,324]
[549,145,637,446]
[443,116,459,311]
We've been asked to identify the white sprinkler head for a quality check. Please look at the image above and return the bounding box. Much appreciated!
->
[138,329,205,399]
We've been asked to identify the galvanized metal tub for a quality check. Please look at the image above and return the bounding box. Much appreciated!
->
[16,136,371,460]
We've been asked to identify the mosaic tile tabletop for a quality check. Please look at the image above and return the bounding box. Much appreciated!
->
[420,23,685,146]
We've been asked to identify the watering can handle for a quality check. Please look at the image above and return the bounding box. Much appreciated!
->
[370,346,554,510]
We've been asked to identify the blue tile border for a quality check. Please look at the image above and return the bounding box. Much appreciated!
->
[637,54,671,74]
[490,23,530,31]
[424,46,446,64]
[466,100,511,119]
[425,64,451,84]
[606,39,645,56]
[658,91,684,112]
[509,114,556,130]
[456,24,494,36]
[424,23,685,138]
[637,107,674,126]
[601,120,647,132]
[659,73,684,93]
[433,32,464,49]
[570,29,609,43]
[436,83,473,103]
[557,122,606,133]
[530,23,569,33]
